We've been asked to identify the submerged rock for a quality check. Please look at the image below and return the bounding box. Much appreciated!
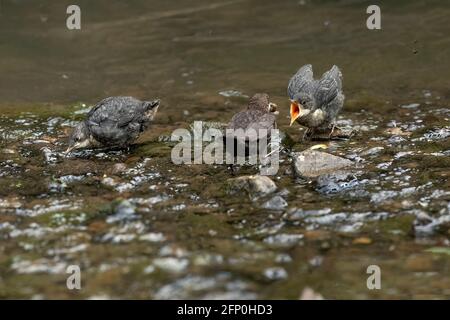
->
[261,195,288,210]
[227,175,277,198]
[293,151,354,178]
[315,171,362,194]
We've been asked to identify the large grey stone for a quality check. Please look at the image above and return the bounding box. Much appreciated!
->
[293,151,354,178]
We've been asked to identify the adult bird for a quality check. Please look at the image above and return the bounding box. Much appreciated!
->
[66,96,160,153]
[288,64,345,140]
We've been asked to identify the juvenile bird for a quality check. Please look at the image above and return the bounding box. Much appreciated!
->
[225,93,279,166]
[288,64,345,140]
[227,93,278,139]
[66,96,160,153]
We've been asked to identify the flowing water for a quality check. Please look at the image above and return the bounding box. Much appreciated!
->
[0,0,449,299]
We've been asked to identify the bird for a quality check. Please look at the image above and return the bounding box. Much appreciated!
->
[226,93,278,143]
[224,93,279,169]
[288,64,344,140]
[66,96,160,153]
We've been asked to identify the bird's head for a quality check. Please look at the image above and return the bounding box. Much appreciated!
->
[143,99,160,121]
[290,94,314,126]
[248,93,278,114]
[65,122,91,154]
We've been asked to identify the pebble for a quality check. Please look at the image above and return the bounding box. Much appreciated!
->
[227,175,277,198]
[261,195,288,210]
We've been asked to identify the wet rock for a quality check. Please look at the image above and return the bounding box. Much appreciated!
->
[263,267,287,280]
[293,151,354,178]
[41,147,58,164]
[139,232,166,242]
[299,287,324,300]
[287,207,332,220]
[370,190,398,204]
[401,103,420,109]
[101,176,119,187]
[422,127,450,141]
[413,213,450,236]
[227,175,277,198]
[361,147,384,157]
[108,163,127,175]
[106,200,137,224]
[2,148,15,154]
[315,171,361,194]
[385,127,411,136]
[261,195,287,210]
[153,257,189,273]
[263,233,304,246]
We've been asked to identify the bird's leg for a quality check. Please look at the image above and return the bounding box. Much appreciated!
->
[328,123,336,139]
[302,128,312,141]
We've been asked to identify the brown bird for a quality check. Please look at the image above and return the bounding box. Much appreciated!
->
[227,93,278,139]
[225,93,279,166]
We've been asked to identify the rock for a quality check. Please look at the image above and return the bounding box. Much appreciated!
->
[227,175,277,198]
[101,177,119,187]
[263,233,304,246]
[263,267,288,280]
[261,195,287,210]
[109,163,127,175]
[153,257,189,273]
[413,213,450,236]
[293,151,354,178]
[315,171,361,194]
[385,127,411,136]
[106,199,137,223]
[401,103,420,109]
[299,287,324,300]
[361,147,384,156]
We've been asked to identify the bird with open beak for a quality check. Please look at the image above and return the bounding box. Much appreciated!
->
[66,96,160,154]
[288,64,346,140]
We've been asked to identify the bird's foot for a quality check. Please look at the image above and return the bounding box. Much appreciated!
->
[302,128,314,141]
[305,125,355,141]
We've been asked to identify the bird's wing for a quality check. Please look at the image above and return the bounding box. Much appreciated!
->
[247,113,277,132]
[87,97,144,128]
[314,65,343,107]
[287,64,314,100]
[227,110,255,130]
[226,110,275,143]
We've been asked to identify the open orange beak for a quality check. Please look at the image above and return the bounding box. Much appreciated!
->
[290,100,302,126]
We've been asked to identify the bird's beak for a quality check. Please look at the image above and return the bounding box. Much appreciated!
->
[290,100,302,126]
[269,102,278,115]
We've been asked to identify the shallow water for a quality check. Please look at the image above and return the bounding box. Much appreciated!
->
[0,0,449,299]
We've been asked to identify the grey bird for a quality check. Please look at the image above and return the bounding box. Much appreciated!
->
[288,64,344,139]
[66,96,160,153]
